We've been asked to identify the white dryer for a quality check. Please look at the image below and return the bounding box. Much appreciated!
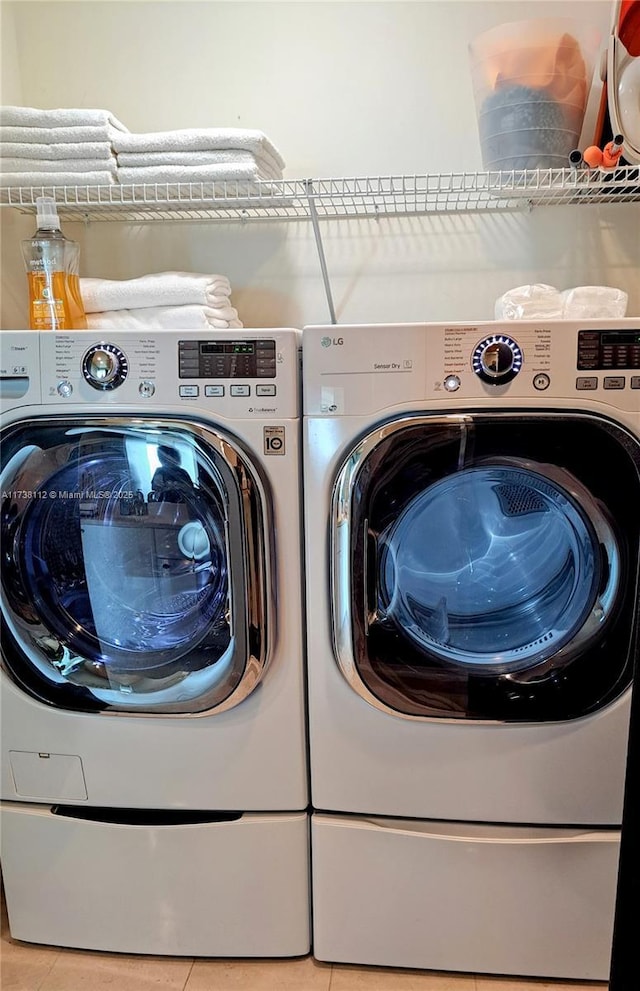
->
[0,328,309,956]
[303,320,640,980]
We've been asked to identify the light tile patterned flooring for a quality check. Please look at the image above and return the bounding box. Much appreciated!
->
[1,890,608,991]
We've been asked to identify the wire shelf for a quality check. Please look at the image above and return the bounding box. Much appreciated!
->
[1,167,638,223]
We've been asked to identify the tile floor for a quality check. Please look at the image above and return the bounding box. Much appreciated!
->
[1,891,608,991]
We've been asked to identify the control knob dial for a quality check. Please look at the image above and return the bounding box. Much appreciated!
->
[82,343,129,391]
[472,334,523,385]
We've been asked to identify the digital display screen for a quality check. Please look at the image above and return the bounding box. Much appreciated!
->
[200,342,255,355]
[180,339,275,378]
[601,332,640,345]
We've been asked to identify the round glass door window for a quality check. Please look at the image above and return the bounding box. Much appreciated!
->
[1,420,270,714]
[333,412,640,721]
[23,451,228,672]
[378,464,602,672]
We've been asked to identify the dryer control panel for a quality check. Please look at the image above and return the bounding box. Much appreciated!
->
[577,328,640,370]
[303,319,640,418]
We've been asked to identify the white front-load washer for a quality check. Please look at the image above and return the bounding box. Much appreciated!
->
[303,320,640,980]
[0,328,309,956]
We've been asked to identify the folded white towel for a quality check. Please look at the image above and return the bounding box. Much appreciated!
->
[86,305,243,332]
[1,140,115,160]
[117,163,279,184]
[0,105,128,131]
[80,273,233,313]
[0,170,116,187]
[112,127,285,170]
[116,148,283,177]
[2,157,117,174]
[1,124,122,145]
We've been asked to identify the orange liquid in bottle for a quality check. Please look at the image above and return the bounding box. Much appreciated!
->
[27,270,87,330]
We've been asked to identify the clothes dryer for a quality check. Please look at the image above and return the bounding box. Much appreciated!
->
[0,328,309,956]
[303,320,640,980]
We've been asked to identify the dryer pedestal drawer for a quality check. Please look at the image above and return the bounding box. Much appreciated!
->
[311,812,619,980]
[1,803,310,956]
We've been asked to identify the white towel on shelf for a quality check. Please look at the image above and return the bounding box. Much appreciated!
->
[1,124,122,145]
[112,127,285,170]
[0,105,128,131]
[117,162,279,184]
[80,272,233,313]
[116,147,283,177]
[1,140,115,160]
[86,305,243,332]
[2,157,117,175]
[0,170,116,187]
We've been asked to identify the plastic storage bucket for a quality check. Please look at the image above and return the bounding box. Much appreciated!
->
[469,18,601,171]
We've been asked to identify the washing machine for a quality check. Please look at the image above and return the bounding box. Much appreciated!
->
[0,328,309,956]
[303,319,640,980]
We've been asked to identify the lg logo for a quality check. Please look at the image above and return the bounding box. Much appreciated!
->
[321,336,344,347]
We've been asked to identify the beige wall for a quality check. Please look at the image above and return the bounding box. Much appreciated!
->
[1,0,638,329]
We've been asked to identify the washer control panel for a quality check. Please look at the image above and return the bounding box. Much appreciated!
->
[178,339,276,379]
[37,330,299,417]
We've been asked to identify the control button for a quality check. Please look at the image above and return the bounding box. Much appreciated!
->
[139,381,155,398]
[533,373,550,391]
[256,368,276,377]
[443,375,461,393]
[256,384,277,396]
[179,385,199,398]
[230,385,250,397]
[57,380,73,397]
[205,385,225,397]
[631,377,640,390]
[256,340,276,349]
[603,376,625,390]
[576,377,598,390]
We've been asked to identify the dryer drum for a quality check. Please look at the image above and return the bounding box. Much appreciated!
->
[376,461,618,674]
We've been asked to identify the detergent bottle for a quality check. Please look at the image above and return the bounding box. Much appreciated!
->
[21,196,87,330]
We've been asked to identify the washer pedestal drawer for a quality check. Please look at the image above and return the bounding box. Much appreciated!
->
[311,812,619,980]
[1,802,310,956]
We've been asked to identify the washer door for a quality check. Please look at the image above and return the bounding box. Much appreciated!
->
[1,416,272,714]
[332,412,640,721]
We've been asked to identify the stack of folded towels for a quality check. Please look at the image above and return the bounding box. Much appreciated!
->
[80,272,243,331]
[0,106,128,186]
[1,106,286,187]
[111,127,285,184]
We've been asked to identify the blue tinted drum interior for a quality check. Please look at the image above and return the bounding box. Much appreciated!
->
[22,452,228,672]
[378,465,601,670]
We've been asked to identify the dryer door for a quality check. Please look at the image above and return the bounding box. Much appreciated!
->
[1,416,272,714]
[332,412,640,721]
